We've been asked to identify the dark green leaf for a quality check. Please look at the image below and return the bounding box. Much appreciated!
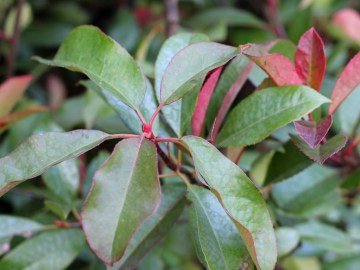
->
[216,86,330,147]
[160,42,240,104]
[342,168,360,189]
[290,134,347,164]
[33,25,146,110]
[182,136,276,270]
[108,184,187,270]
[82,137,161,265]
[264,141,312,185]
[0,229,85,270]
[0,130,110,196]
[0,215,44,238]
[187,186,252,270]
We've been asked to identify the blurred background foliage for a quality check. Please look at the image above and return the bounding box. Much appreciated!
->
[1,0,360,269]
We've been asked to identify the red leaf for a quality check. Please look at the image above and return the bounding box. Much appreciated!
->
[192,67,223,136]
[244,53,303,86]
[295,28,326,91]
[291,134,347,164]
[328,52,360,115]
[332,8,360,45]
[0,75,33,117]
[294,115,332,149]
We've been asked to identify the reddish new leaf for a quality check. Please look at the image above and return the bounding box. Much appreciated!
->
[291,134,347,164]
[0,105,48,132]
[244,53,303,86]
[192,67,223,136]
[0,75,32,117]
[295,28,326,91]
[294,115,332,149]
[329,52,360,115]
[332,8,360,45]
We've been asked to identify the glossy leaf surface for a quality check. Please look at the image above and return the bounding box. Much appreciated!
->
[82,137,161,265]
[0,216,44,238]
[0,75,32,117]
[0,229,84,270]
[291,134,347,164]
[217,86,330,147]
[294,115,332,148]
[329,52,360,114]
[160,42,240,104]
[295,28,326,91]
[0,130,110,196]
[192,67,223,136]
[188,185,251,270]
[108,184,187,270]
[155,33,208,136]
[34,25,146,110]
[244,53,303,86]
[182,136,276,270]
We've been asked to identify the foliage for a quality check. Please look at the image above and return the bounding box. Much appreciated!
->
[1,1,360,270]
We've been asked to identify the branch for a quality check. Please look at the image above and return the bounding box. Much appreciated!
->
[164,0,179,36]
[6,0,24,78]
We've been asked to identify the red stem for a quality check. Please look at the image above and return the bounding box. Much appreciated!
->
[234,147,246,164]
[149,103,164,130]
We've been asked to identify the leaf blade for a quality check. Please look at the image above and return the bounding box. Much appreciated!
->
[33,25,146,110]
[182,136,276,270]
[0,130,110,196]
[160,42,240,104]
[295,28,326,91]
[329,52,360,114]
[81,137,161,265]
[217,85,330,147]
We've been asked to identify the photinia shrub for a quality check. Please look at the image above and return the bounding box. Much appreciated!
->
[0,25,360,270]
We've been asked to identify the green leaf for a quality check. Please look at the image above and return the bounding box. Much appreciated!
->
[187,186,252,270]
[325,256,360,270]
[160,42,240,104]
[82,137,161,265]
[290,134,347,164]
[33,25,146,110]
[295,221,353,253]
[0,130,110,196]
[182,136,276,270]
[0,215,44,238]
[264,141,312,185]
[155,33,208,136]
[108,184,187,270]
[216,85,330,147]
[276,227,300,257]
[44,200,71,220]
[271,165,338,215]
[0,229,85,270]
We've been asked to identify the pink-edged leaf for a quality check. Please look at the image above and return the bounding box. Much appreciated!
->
[192,67,223,136]
[328,52,360,115]
[290,134,347,164]
[332,8,360,45]
[294,115,332,149]
[0,75,32,117]
[295,28,326,91]
[244,52,303,86]
[0,105,48,132]
[82,137,161,265]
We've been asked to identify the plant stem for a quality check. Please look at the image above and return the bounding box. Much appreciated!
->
[149,103,164,129]
[110,133,141,139]
[155,141,196,183]
[6,0,24,78]
[164,0,179,36]
[135,109,147,125]
[71,208,81,222]
[233,147,246,164]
